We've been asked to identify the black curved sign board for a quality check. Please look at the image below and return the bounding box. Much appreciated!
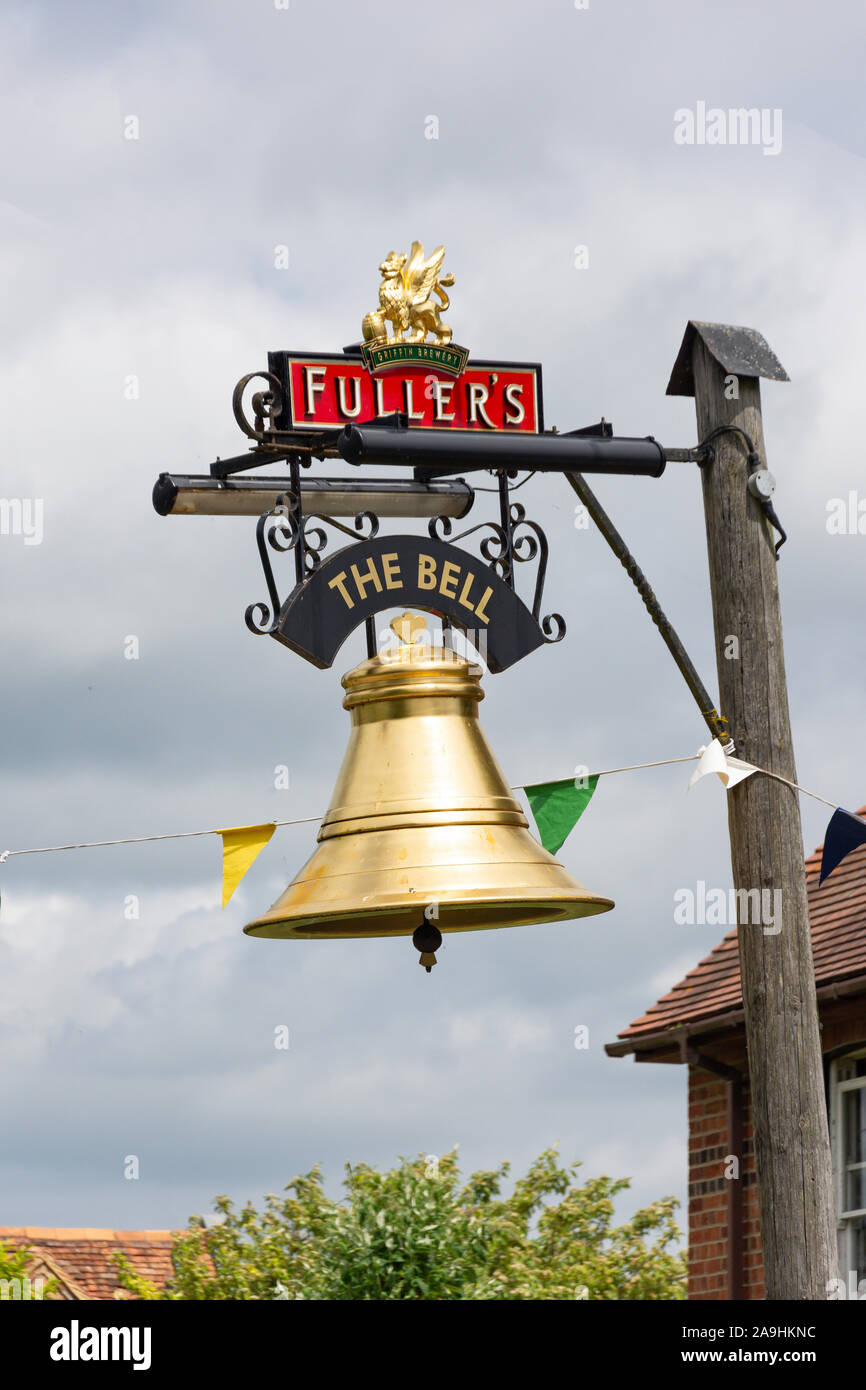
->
[273,535,546,673]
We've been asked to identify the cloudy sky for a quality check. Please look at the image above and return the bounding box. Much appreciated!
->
[1,0,865,1238]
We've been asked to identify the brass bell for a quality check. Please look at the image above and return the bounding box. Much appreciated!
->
[243,615,614,965]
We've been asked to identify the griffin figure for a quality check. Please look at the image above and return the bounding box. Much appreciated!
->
[362,242,455,348]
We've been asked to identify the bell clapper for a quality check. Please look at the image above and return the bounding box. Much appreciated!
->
[412,921,443,972]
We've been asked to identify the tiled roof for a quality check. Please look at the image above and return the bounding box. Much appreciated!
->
[0,1227,175,1300]
[609,806,866,1055]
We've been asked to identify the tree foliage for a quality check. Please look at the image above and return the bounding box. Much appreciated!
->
[114,1148,686,1301]
[0,1240,57,1299]
[0,1241,33,1284]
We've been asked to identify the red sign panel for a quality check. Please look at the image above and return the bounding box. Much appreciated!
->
[270,352,542,434]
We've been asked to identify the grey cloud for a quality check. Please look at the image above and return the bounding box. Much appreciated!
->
[1,0,864,1237]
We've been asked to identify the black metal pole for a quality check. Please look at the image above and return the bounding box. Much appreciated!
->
[338,422,667,477]
[566,471,730,747]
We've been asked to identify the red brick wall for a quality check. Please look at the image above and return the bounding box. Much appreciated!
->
[687,1004,866,1299]
[688,1067,763,1300]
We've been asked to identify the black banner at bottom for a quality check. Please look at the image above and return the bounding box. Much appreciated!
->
[7,1295,858,1377]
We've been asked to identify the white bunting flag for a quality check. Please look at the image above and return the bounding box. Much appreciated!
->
[688,739,759,792]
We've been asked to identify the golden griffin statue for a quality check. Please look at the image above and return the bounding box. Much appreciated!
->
[362,242,455,348]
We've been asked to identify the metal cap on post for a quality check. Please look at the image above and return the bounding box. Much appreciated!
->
[666,320,790,398]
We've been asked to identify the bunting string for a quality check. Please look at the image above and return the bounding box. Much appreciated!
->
[0,755,704,863]
[0,816,321,861]
[0,752,849,859]
[0,743,861,899]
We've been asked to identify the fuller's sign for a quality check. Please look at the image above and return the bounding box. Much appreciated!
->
[267,239,541,435]
[268,350,542,434]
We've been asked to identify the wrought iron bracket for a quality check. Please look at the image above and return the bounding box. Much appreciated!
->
[427,485,564,643]
[245,464,381,637]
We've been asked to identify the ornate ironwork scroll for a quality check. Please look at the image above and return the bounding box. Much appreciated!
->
[245,486,380,636]
[429,498,564,644]
[233,371,284,443]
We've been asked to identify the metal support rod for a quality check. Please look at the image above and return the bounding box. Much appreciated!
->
[289,457,306,585]
[565,471,730,746]
[497,470,514,586]
[210,447,308,479]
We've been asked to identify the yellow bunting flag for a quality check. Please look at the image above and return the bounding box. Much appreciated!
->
[218,823,276,908]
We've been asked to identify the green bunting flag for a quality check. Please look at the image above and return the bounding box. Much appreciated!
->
[524,775,599,855]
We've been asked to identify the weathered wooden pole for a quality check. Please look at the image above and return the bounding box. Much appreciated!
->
[667,322,836,1299]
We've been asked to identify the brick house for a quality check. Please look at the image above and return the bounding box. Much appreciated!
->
[606,812,866,1299]
[0,1228,175,1299]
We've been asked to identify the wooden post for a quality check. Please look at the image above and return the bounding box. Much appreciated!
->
[689,334,836,1299]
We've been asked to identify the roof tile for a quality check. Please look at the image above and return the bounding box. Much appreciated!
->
[615,805,866,1047]
[0,1227,176,1300]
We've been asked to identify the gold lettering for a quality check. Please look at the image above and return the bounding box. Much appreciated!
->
[381,553,403,590]
[467,382,496,428]
[503,382,526,426]
[432,380,456,422]
[417,554,437,589]
[458,572,476,611]
[350,557,383,601]
[374,378,386,415]
[474,586,493,624]
[328,571,354,608]
[439,560,460,599]
[303,365,327,415]
[336,375,362,419]
[402,379,425,420]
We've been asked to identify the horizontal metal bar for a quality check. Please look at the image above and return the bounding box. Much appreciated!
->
[337,423,667,476]
[209,443,343,478]
[152,473,475,519]
[663,447,702,462]
[208,449,295,479]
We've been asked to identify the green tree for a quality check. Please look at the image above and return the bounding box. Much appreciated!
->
[0,1241,33,1285]
[0,1241,57,1299]
[114,1148,686,1301]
